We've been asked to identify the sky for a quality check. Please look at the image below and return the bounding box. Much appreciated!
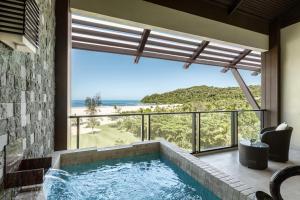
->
[72,49,261,100]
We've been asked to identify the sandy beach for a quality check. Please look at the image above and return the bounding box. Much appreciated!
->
[70,104,180,135]
[70,104,180,116]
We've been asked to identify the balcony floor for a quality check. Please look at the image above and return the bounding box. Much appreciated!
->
[197,149,300,200]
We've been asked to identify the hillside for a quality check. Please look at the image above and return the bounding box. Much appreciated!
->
[141,85,261,111]
[118,85,262,150]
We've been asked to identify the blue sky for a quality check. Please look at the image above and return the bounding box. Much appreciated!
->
[72,49,260,100]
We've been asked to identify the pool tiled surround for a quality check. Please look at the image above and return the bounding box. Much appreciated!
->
[53,142,160,168]
[53,140,258,200]
[159,141,257,200]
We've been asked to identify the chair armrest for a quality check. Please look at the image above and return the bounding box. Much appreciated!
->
[260,126,276,135]
[270,165,300,199]
[261,128,292,142]
[260,130,274,142]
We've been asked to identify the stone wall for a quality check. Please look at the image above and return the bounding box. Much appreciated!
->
[0,0,56,198]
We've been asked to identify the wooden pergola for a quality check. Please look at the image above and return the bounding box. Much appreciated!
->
[71,13,262,111]
[71,14,262,73]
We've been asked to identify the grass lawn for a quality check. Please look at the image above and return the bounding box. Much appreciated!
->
[70,124,140,149]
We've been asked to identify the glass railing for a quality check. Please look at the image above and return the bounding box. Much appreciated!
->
[200,112,232,151]
[149,113,193,152]
[69,115,142,149]
[238,110,262,141]
[69,109,265,153]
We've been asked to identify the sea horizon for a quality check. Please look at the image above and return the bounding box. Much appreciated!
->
[72,99,142,108]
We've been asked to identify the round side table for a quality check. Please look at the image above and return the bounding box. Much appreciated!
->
[239,140,269,170]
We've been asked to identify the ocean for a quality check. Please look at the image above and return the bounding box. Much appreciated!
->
[72,100,141,107]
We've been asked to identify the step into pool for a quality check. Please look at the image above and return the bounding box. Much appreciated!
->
[44,153,220,200]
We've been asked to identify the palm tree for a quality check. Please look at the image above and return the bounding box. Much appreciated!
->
[85,94,101,134]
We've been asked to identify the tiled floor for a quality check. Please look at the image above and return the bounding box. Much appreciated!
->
[197,149,300,200]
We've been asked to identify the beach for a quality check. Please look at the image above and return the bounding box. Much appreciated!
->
[71,104,180,116]
[70,104,180,136]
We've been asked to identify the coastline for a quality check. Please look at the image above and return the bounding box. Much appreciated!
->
[70,104,181,135]
[70,104,180,116]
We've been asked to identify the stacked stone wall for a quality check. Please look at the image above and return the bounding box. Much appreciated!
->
[0,0,56,198]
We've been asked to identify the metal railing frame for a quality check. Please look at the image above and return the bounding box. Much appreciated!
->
[69,109,265,153]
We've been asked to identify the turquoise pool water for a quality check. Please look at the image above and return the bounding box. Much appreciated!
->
[44,154,220,200]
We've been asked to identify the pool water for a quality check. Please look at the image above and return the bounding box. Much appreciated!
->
[44,154,220,200]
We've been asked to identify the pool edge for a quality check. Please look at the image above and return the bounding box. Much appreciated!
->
[50,140,257,200]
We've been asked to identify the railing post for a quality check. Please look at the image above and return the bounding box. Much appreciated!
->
[198,113,201,153]
[231,111,238,147]
[76,117,80,149]
[141,115,145,141]
[147,115,151,140]
[192,113,197,153]
[260,110,265,130]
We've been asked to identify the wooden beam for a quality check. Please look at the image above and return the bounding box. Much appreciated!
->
[242,56,261,63]
[4,169,44,188]
[228,0,244,15]
[147,39,195,52]
[72,35,138,50]
[55,0,70,150]
[134,29,150,63]
[261,19,281,127]
[150,32,198,46]
[235,65,260,72]
[238,61,261,68]
[72,41,138,56]
[228,49,252,67]
[145,46,191,57]
[72,41,260,72]
[71,16,262,71]
[183,41,209,69]
[202,49,236,59]
[248,52,261,58]
[207,44,242,55]
[231,68,260,110]
[198,55,230,64]
[72,18,142,35]
[72,41,224,68]
[145,0,269,34]
[72,27,141,43]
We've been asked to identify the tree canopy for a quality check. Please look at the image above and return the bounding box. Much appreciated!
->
[141,85,260,111]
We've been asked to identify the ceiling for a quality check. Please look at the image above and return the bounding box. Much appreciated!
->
[145,0,300,34]
[212,0,299,21]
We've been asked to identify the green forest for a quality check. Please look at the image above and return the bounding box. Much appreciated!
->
[112,85,262,151]
[141,85,261,111]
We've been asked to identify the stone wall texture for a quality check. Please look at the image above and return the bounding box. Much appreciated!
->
[0,0,56,198]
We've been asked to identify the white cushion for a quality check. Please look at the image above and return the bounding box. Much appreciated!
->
[275,122,288,131]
